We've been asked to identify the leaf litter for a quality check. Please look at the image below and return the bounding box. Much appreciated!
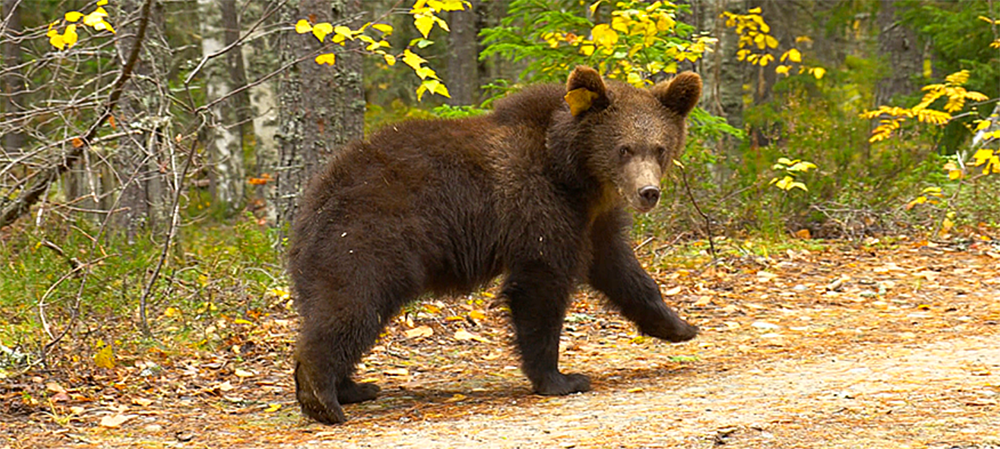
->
[2,239,999,448]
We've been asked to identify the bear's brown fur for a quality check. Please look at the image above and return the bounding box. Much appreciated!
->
[289,66,702,424]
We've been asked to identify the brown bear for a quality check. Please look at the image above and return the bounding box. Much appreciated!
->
[289,66,701,425]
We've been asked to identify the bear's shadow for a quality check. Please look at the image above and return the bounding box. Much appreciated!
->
[344,364,699,422]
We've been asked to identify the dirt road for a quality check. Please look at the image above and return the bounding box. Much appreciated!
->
[3,240,999,448]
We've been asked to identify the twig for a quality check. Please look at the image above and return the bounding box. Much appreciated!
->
[633,236,655,252]
[677,164,717,260]
[39,0,157,361]
[137,130,200,338]
[0,0,156,228]
[183,0,286,85]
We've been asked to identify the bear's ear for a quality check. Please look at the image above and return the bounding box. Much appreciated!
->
[652,72,702,118]
[565,66,610,117]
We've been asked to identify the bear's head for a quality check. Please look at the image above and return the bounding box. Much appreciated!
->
[562,66,702,213]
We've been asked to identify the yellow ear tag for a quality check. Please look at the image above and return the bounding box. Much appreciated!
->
[565,88,599,117]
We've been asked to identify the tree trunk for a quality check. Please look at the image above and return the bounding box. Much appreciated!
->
[198,0,247,216]
[113,0,171,241]
[875,0,921,106]
[447,0,480,106]
[272,0,365,229]
[1,0,24,153]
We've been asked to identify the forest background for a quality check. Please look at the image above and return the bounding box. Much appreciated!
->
[0,0,998,392]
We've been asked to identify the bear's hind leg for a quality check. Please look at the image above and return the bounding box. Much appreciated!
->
[294,304,387,424]
[503,267,591,395]
[337,378,380,404]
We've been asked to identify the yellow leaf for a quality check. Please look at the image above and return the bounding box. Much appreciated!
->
[592,24,619,49]
[333,25,353,40]
[163,307,181,318]
[49,31,66,50]
[782,48,801,63]
[656,14,675,32]
[94,344,114,369]
[626,71,643,87]
[264,403,282,413]
[97,0,108,4]
[748,7,761,14]
[764,35,778,49]
[565,87,599,117]
[65,11,84,22]
[402,49,426,70]
[589,0,604,16]
[233,318,253,325]
[579,44,595,56]
[971,148,994,166]
[414,14,435,38]
[775,65,790,75]
[93,19,114,33]
[372,23,393,35]
[314,53,337,65]
[975,120,992,131]
[83,10,107,27]
[468,310,487,320]
[312,22,333,42]
[812,67,826,79]
[384,53,396,66]
[415,66,437,79]
[295,19,312,34]
[940,217,954,236]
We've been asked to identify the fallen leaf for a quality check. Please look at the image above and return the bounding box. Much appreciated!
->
[99,414,135,428]
[444,394,466,403]
[663,286,682,296]
[264,403,282,412]
[405,325,434,339]
[454,329,491,343]
[131,397,154,406]
[234,368,254,378]
[627,387,644,393]
[752,321,780,330]
[756,271,777,283]
[384,368,409,377]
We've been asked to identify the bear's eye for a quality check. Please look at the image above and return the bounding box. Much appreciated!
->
[655,146,667,158]
[619,146,631,158]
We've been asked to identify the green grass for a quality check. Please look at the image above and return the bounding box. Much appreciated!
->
[0,215,287,367]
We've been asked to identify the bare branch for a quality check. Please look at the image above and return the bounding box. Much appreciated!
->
[0,0,155,228]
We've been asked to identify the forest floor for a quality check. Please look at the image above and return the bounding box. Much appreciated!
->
[3,237,1000,448]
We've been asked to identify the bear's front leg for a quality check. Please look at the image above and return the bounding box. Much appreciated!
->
[503,265,591,395]
[588,212,698,342]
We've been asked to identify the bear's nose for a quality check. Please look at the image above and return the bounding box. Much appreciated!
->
[638,186,660,207]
